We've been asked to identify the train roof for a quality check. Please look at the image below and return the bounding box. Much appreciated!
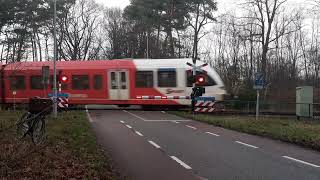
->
[4,59,133,70]
[3,58,204,70]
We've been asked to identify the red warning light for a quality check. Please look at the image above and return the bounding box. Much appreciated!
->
[198,77,204,83]
[60,75,68,83]
[196,75,205,85]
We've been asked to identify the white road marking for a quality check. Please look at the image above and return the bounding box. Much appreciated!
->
[236,141,259,149]
[120,121,125,124]
[123,110,190,122]
[206,132,220,137]
[124,110,146,121]
[161,111,166,114]
[126,125,132,129]
[144,120,190,122]
[148,141,161,148]
[198,177,209,180]
[135,131,143,136]
[172,121,180,124]
[85,105,93,122]
[282,156,320,168]
[186,125,197,130]
[170,156,192,169]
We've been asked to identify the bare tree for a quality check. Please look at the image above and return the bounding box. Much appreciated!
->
[58,0,101,60]
[244,0,291,77]
[187,0,217,62]
[103,8,128,59]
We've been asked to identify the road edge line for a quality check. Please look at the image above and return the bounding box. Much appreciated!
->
[85,105,93,123]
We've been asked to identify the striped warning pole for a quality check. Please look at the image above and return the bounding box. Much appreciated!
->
[193,97,216,113]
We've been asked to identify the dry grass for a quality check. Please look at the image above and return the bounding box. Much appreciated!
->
[0,110,119,179]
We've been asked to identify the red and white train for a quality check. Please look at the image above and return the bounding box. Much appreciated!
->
[0,59,226,107]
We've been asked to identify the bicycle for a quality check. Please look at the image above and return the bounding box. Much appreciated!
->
[16,98,53,145]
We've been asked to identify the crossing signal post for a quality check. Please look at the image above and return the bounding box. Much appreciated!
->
[57,70,68,93]
[187,60,208,112]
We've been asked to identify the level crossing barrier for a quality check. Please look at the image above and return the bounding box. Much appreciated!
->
[136,96,191,99]
[193,96,216,113]
[48,93,69,109]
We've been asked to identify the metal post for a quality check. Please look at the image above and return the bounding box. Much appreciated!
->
[256,90,260,120]
[53,0,58,118]
[146,32,149,59]
[309,103,311,118]
[13,92,16,111]
[192,58,197,113]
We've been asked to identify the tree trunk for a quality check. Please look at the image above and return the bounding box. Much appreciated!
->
[36,31,42,61]
[192,3,200,63]
[168,29,174,58]
[176,29,181,58]
[156,24,161,58]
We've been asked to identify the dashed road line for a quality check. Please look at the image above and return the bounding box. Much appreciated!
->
[186,125,197,130]
[206,132,220,137]
[120,121,125,124]
[148,141,161,148]
[172,121,180,124]
[236,141,259,149]
[282,156,320,168]
[135,131,143,136]
[161,111,166,114]
[126,125,132,129]
[170,156,192,169]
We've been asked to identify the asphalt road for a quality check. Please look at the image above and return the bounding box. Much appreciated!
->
[87,107,320,180]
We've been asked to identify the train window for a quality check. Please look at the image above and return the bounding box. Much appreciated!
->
[136,71,153,88]
[158,69,176,87]
[120,72,127,89]
[186,71,217,87]
[72,75,89,90]
[94,75,102,90]
[110,72,117,89]
[30,76,43,89]
[10,76,25,90]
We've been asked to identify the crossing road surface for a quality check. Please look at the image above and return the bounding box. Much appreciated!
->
[87,107,320,180]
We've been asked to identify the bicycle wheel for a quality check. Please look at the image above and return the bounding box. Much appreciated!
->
[16,112,32,138]
[32,117,46,145]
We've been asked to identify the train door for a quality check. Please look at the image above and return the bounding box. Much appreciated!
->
[108,70,129,100]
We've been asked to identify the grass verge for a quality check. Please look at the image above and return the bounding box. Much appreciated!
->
[172,111,320,151]
[0,110,118,179]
